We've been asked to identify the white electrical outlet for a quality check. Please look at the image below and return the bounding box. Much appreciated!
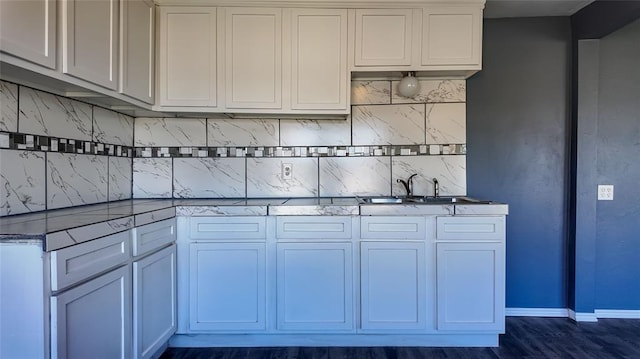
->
[597,185,614,201]
[282,163,293,180]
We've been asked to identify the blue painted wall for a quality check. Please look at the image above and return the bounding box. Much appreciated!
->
[594,18,640,310]
[466,17,571,309]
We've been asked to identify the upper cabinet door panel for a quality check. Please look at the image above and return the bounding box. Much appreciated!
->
[421,7,482,67]
[120,0,154,104]
[291,9,348,110]
[225,8,282,109]
[159,7,217,107]
[62,0,119,90]
[0,0,56,69]
[354,9,413,67]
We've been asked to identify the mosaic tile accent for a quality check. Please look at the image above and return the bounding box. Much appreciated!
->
[0,132,133,156]
[132,144,466,158]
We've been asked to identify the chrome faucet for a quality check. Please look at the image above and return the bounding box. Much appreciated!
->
[432,178,439,198]
[397,173,418,197]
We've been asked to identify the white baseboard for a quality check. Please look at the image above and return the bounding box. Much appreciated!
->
[595,309,640,319]
[505,308,570,317]
[568,309,598,322]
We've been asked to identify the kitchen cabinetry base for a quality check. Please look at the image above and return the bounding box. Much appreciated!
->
[168,333,499,347]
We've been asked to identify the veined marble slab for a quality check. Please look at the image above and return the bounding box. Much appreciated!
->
[93,107,134,146]
[176,206,268,216]
[173,158,245,198]
[47,153,108,209]
[360,203,454,216]
[135,117,206,147]
[247,158,318,197]
[351,80,391,105]
[207,119,278,146]
[320,157,391,197]
[426,103,466,144]
[134,207,176,227]
[391,79,466,104]
[269,205,359,216]
[280,118,351,146]
[109,157,132,201]
[0,81,18,132]
[391,156,466,197]
[45,216,134,251]
[455,204,509,215]
[0,150,46,215]
[133,158,172,198]
[352,104,425,145]
[19,87,92,140]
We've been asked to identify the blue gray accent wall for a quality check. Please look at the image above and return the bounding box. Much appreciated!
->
[467,17,571,309]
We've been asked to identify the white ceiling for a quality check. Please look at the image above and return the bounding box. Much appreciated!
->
[484,0,595,18]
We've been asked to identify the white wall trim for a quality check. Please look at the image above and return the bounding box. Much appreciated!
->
[595,309,640,319]
[505,307,569,317]
[568,309,598,322]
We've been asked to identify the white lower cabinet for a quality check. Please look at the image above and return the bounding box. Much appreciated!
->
[276,242,354,331]
[51,265,132,359]
[133,244,177,359]
[436,242,505,332]
[189,242,266,331]
[360,241,427,330]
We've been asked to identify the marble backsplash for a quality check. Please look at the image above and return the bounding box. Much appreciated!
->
[0,80,134,216]
[133,79,467,199]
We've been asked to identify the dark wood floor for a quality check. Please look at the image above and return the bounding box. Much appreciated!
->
[160,317,640,359]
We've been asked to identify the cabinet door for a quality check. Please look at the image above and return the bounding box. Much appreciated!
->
[291,9,348,110]
[354,9,413,67]
[360,241,427,330]
[51,265,132,359]
[189,242,266,331]
[0,0,56,68]
[276,242,354,331]
[421,7,482,67]
[133,245,176,359]
[225,8,282,109]
[62,0,119,90]
[436,242,504,331]
[120,0,154,104]
[159,7,216,107]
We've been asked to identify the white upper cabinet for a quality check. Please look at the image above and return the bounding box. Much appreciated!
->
[120,0,155,104]
[290,9,348,110]
[62,0,119,90]
[158,7,217,107]
[0,0,56,69]
[225,8,282,109]
[353,9,415,67]
[421,7,482,67]
[351,5,483,72]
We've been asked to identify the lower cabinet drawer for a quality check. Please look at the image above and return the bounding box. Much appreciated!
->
[276,216,352,239]
[436,216,505,240]
[189,217,266,240]
[360,216,426,239]
[50,230,131,292]
[132,218,176,257]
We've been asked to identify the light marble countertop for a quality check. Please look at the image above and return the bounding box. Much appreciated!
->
[0,197,508,250]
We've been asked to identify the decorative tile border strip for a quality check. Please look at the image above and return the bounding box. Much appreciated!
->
[0,131,133,157]
[134,144,466,158]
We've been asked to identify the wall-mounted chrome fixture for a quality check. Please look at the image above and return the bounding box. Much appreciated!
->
[397,71,421,98]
